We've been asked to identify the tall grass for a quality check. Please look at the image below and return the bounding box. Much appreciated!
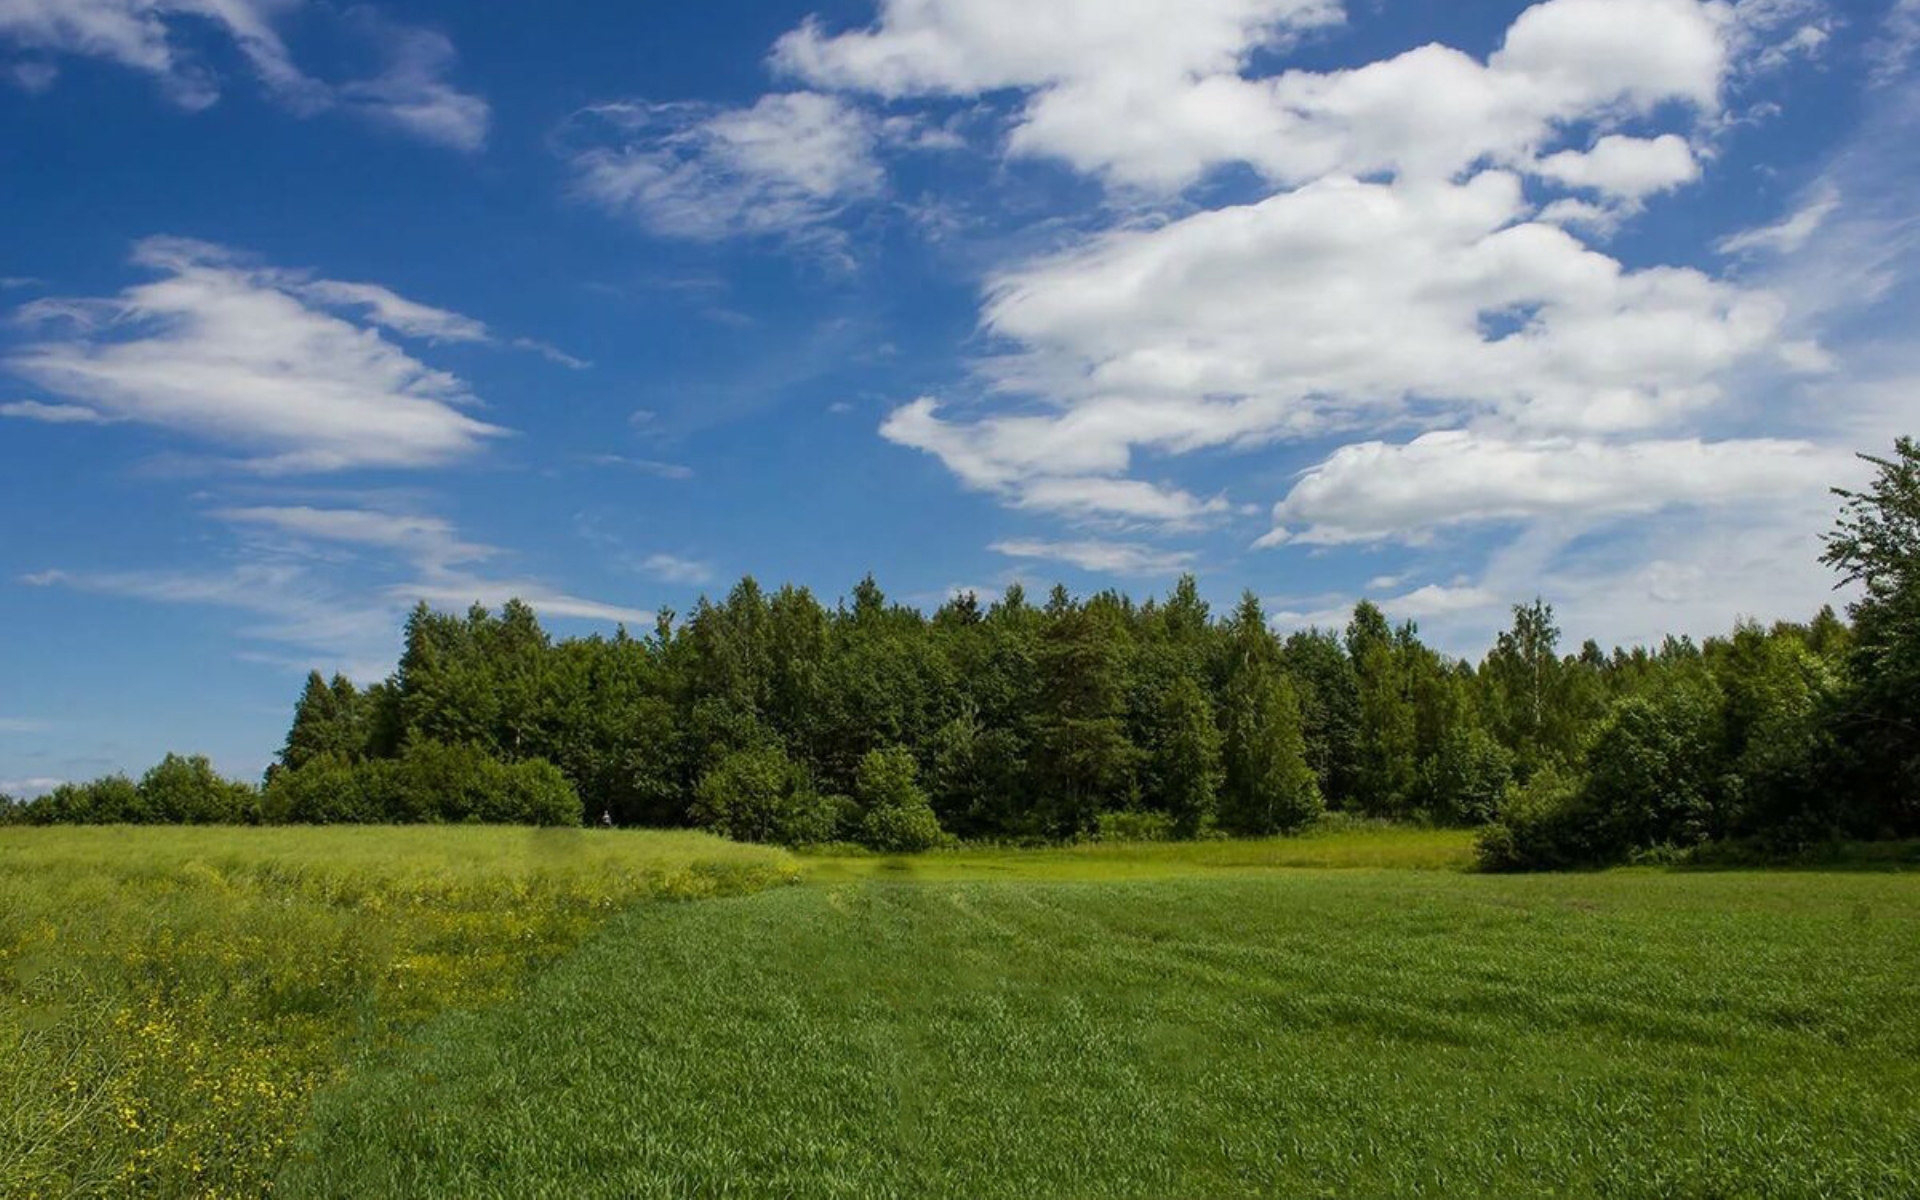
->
[799,820,1477,883]
[0,826,796,1197]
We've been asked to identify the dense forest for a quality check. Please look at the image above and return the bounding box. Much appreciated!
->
[7,439,1917,869]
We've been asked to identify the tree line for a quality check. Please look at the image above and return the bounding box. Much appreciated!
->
[7,439,1916,869]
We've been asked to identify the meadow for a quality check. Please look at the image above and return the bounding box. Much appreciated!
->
[0,827,797,1197]
[291,850,1920,1197]
[4,825,1918,1198]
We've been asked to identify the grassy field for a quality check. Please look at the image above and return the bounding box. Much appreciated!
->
[290,860,1920,1197]
[5,825,1917,1198]
[0,827,797,1197]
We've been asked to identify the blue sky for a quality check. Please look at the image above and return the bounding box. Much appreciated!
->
[2,0,1916,792]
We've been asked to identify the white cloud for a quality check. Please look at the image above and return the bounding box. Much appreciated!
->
[638,553,714,586]
[0,777,64,798]
[884,167,1790,530]
[1870,0,1920,85]
[584,455,695,480]
[1717,181,1843,255]
[293,279,489,343]
[214,505,494,569]
[781,0,1733,192]
[6,237,506,472]
[560,92,882,247]
[394,579,651,626]
[990,537,1195,576]
[337,18,490,152]
[0,0,486,148]
[1534,133,1700,201]
[1263,431,1844,544]
[24,503,654,678]
[880,397,1231,526]
[0,717,51,733]
[0,399,118,423]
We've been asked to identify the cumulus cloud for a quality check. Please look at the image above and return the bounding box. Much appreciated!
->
[989,538,1196,576]
[560,92,883,248]
[0,0,488,148]
[5,237,516,472]
[779,0,1737,192]
[1534,134,1701,201]
[881,165,1793,531]
[1262,431,1845,545]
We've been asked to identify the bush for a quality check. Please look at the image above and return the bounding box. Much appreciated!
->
[852,746,948,852]
[263,743,583,826]
[1583,686,1723,849]
[11,761,259,826]
[139,753,260,824]
[692,745,837,846]
[1094,809,1176,843]
[1475,767,1608,872]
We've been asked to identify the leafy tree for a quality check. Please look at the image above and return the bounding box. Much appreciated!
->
[1146,674,1223,836]
[281,671,367,770]
[691,745,835,846]
[1822,437,1920,833]
[1028,597,1138,834]
[138,754,257,824]
[853,745,946,852]
[1220,643,1322,835]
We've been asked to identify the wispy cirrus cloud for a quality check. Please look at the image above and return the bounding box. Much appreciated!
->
[3,237,580,472]
[990,537,1195,577]
[0,0,489,149]
[557,92,884,252]
[23,501,653,678]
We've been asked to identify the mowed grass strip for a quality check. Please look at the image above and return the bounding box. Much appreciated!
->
[0,827,797,1197]
[287,868,1920,1198]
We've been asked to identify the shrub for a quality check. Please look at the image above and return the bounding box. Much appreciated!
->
[139,753,259,824]
[1475,767,1607,872]
[692,745,837,846]
[1094,809,1176,843]
[263,744,583,826]
[852,746,948,852]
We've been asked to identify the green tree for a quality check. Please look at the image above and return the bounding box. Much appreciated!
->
[1822,437,1920,832]
[1029,596,1139,834]
[1146,674,1223,836]
[853,745,946,851]
[691,744,835,846]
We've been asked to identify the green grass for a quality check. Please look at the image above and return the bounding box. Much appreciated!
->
[288,865,1920,1198]
[0,826,797,1197]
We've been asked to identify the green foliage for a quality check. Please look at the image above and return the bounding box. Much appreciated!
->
[1144,674,1222,836]
[691,745,836,846]
[10,759,257,826]
[1419,724,1514,825]
[1822,436,1920,833]
[1093,808,1177,843]
[265,742,582,826]
[139,753,260,824]
[853,745,948,852]
[1220,655,1323,835]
